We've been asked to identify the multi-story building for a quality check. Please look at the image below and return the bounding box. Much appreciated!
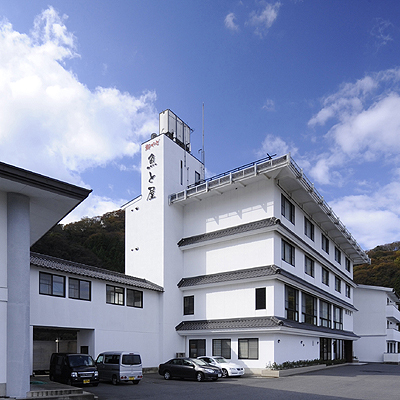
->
[353,284,400,363]
[125,110,370,373]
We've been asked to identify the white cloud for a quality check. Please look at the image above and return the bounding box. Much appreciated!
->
[370,18,394,52]
[330,182,400,250]
[61,194,126,225]
[247,2,281,37]
[257,134,297,159]
[262,98,275,112]
[0,7,158,187]
[225,12,239,32]
[307,68,400,184]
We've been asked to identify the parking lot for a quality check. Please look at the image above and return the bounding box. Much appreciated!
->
[87,363,400,400]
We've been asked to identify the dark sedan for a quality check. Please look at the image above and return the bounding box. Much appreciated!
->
[158,358,222,381]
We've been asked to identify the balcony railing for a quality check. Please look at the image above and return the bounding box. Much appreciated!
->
[386,304,400,324]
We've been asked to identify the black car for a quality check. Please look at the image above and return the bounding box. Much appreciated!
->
[49,353,99,386]
[158,358,222,381]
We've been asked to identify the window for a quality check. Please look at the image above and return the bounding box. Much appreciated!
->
[127,289,143,308]
[304,255,314,277]
[335,276,341,293]
[255,287,266,310]
[333,306,343,330]
[320,338,332,361]
[321,234,329,254]
[320,300,331,328]
[212,339,231,359]
[345,284,351,298]
[304,217,314,241]
[195,171,201,184]
[282,240,295,266]
[302,293,317,325]
[335,247,341,264]
[281,194,294,224]
[106,285,124,305]
[39,272,65,297]
[189,339,206,358]
[345,258,351,272]
[285,286,299,321]
[281,194,295,224]
[238,338,258,360]
[322,268,329,286]
[69,278,91,301]
[184,295,194,315]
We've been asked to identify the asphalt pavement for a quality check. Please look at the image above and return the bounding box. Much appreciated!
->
[84,363,400,400]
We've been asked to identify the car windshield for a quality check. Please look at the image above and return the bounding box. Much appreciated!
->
[214,357,228,363]
[122,354,141,365]
[68,355,95,367]
[191,358,208,366]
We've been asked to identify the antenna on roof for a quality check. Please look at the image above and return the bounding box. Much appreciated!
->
[202,102,205,167]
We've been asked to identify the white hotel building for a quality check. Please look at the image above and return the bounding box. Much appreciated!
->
[124,110,370,372]
[1,110,376,398]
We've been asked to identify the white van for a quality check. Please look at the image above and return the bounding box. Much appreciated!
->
[95,352,142,385]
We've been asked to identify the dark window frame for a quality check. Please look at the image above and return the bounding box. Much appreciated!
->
[282,239,295,266]
[304,255,315,277]
[285,285,299,321]
[69,277,91,301]
[322,267,329,286]
[255,287,266,310]
[127,288,143,308]
[281,194,295,224]
[335,247,341,264]
[212,339,231,359]
[320,300,331,328]
[345,284,351,298]
[184,295,194,315]
[304,217,315,241]
[189,339,206,358]
[345,257,351,272]
[238,338,259,360]
[322,234,329,254]
[302,292,317,325]
[39,272,65,297]
[106,284,124,305]
[335,276,341,293]
[333,306,343,330]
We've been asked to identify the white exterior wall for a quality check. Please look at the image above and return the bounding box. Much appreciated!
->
[30,266,161,368]
[183,179,274,238]
[0,192,7,396]
[181,281,275,321]
[125,133,204,361]
[353,287,389,362]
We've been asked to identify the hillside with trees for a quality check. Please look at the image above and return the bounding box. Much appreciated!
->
[353,241,400,294]
[31,209,125,273]
[32,209,400,293]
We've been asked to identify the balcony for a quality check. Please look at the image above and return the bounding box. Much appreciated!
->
[383,352,400,363]
[386,328,400,342]
[386,304,400,323]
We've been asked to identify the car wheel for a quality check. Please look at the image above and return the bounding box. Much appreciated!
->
[92,383,99,387]
[111,375,118,385]
[164,371,171,380]
[196,372,204,382]
[66,378,72,386]
[222,369,229,378]
[132,380,140,385]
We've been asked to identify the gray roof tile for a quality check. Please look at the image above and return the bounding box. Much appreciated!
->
[177,217,280,247]
[30,252,164,292]
[175,316,358,338]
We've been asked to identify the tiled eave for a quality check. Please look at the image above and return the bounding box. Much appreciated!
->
[30,252,164,292]
[177,217,280,248]
[175,316,359,340]
[178,265,357,311]
[169,153,369,265]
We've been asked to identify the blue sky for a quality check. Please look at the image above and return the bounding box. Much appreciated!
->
[1,1,400,250]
